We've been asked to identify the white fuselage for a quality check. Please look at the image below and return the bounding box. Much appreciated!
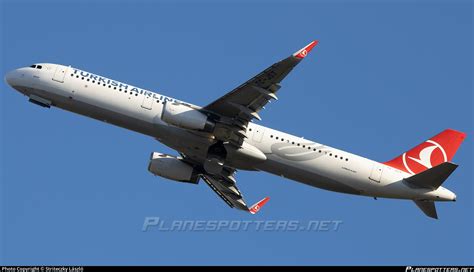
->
[5,63,456,202]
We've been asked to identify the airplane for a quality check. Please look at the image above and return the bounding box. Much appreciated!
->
[4,40,466,219]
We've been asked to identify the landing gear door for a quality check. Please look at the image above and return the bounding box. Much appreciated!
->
[369,164,383,183]
[52,65,67,83]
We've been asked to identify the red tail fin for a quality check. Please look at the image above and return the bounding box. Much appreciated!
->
[383,129,466,174]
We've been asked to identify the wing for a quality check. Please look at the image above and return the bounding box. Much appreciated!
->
[204,40,318,125]
[200,169,270,214]
[180,41,317,212]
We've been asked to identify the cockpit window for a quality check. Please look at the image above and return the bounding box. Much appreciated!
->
[29,64,43,69]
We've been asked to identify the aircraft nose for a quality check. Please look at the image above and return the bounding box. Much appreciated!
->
[5,69,18,86]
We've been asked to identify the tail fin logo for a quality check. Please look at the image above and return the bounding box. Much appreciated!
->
[383,129,465,175]
[403,140,447,174]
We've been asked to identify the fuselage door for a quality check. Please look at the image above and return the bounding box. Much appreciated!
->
[141,94,153,110]
[369,164,383,183]
[52,65,67,83]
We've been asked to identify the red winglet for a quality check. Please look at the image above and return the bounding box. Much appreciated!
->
[248,197,270,214]
[293,40,319,59]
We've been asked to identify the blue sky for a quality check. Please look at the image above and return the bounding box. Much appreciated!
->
[1,0,472,265]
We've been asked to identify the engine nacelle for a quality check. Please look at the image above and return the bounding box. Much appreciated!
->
[148,152,200,184]
[161,102,215,132]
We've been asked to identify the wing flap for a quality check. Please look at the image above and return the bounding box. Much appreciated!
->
[201,174,235,208]
[201,173,269,213]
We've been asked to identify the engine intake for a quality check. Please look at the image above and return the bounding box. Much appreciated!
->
[161,102,215,132]
[148,152,200,184]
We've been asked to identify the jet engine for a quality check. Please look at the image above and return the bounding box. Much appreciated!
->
[148,152,200,184]
[161,102,215,132]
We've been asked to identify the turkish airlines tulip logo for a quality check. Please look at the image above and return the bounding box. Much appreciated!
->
[402,140,447,174]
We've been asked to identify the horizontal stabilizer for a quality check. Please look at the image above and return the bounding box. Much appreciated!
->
[404,162,458,190]
[414,200,438,219]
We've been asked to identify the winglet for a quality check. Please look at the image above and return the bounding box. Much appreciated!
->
[248,197,270,214]
[293,40,319,59]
